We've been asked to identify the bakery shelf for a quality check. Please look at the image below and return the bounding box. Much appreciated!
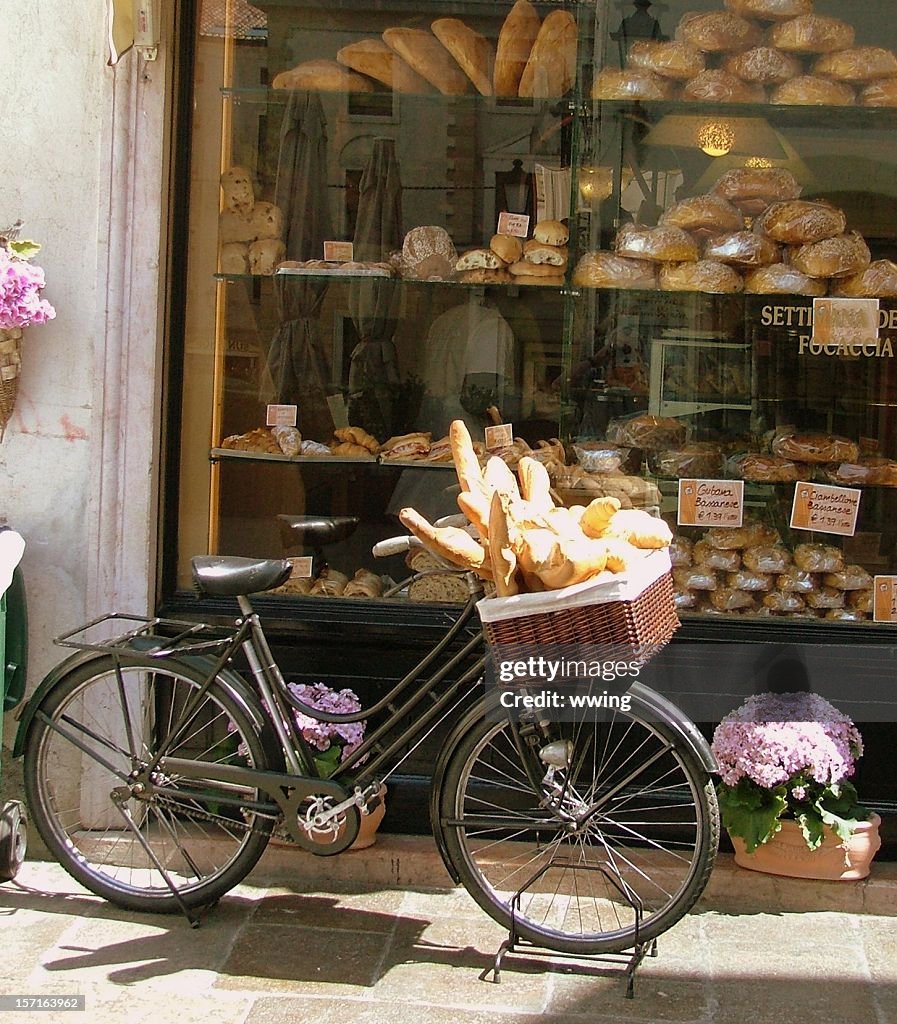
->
[210,448,378,464]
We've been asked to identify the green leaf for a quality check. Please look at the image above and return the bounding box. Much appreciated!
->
[8,239,41,260]
[313,744,342,778]
[796,810,826,850]
[718,780,787,853]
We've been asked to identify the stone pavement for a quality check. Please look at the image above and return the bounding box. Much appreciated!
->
[1,837,896,1024]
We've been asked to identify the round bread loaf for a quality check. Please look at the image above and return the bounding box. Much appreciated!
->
[401,225,457,280]
[272,59,375,92]
[813,47,897,83]
[660,194,744,235]
[788,231,871,279]
[723,46,802,84]
[571,251,657,289]
[627,40,705,80]
[830,260,897,298]
[729,452,804,481]
[861,79,897,107]
[682,69,765,102]
[533,219,569,245]
[772,433,859,464]
[711,166,801,214]
[756,200,847,245]
[523,239,568,266]
[455,247,506,271]
[659,260,744,293]
[615,223,699,263]
[592,67,676,100]
[490,234,523,264]
[724,0,813,22]
[770,14,855,54]
[676,11,763,53]
[771,75,856,105]
[742,263,827,295]
[703,231,779,268]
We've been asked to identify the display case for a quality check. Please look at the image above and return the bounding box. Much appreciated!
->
[173,0,897,634]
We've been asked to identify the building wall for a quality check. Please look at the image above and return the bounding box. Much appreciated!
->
[0,4,170,762]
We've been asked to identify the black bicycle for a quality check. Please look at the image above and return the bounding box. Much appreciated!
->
[15,523,719,955]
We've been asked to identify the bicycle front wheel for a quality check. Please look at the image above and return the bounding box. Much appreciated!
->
[440,692,719,954]
[24,654,277,913]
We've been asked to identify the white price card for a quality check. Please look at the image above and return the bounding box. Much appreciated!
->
[496,212,530,239]
[323,241,354,262]
[677,479,744,528]
[266,404,298,427]
[289,556,314,579]
[790,481,860,537]
[485,423,513,451]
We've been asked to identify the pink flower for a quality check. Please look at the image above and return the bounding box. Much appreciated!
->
[0,249,56,329]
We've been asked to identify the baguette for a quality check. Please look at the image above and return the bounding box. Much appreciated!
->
[488,491,520,597]
[398,507,487,571]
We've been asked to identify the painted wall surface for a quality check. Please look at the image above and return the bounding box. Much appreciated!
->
[0,4,168,764]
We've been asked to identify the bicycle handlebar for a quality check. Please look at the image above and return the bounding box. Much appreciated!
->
[372,535,423,558]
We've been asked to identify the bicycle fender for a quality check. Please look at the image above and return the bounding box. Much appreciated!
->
[626,682,717,772]
[13,649,277,765]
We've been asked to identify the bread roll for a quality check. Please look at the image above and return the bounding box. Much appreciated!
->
[770,15,856,54]
[704,231,779,268]
[336,39,433,94]
[628,40,705,80]
[533,220,569,246]
[592,68,676,100]
[219,242,250,274]
[757,200,847,245]
[849,590,874,613]
[824,565,873,592]
[660,260,744,293]
[831,260,897,298]
[743,545,791,574]
[724,0,812,21]
[455,248,506,271]
[615,223,699,263]
[806,587,845,610]
[711,166,801,215]
[493,0,541,98]
[771,432,859,464]
[660,194,744,235]
[219,210,256,245]
[248,238,286,275]
[382,28,471,95]
[743,262,827,295]
[861,79,897,107]
[490,234,523,264]
[682,69,765,103]
[523,239,567,266]
[518,10,577,99]
[272,59,375,92]
[572,251,657,289]
[676,11,763,53]
[723,46,802,85]
[431,18,494,97]
[788,231,871,279]
[458,268,513,285]
[220,166,254,216]
[814,47,897,83]
[771,75,856,105]
[673,565,718,591]
[727,569,773,592]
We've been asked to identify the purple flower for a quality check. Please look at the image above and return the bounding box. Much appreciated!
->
[0,249,56,329]
[287,682,366,764]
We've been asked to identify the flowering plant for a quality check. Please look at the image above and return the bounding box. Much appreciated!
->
[711,691,870,854]
[287,682,366,777]
[0,228,56,329]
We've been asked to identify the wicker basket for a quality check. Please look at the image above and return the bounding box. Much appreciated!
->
[478,551,679,665]
[0,328,23,439]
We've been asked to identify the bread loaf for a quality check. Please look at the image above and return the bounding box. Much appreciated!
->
[490,234,523,264]
[770,14,856,54]
[757,200,847,245]
[508,260,567,279]
[711,166,801,214]
[518,10,577,98]
[493,0,541,97]
[724,0,813,21]
[272,59,375,92]
[615,223,699,263]
[742,262,827,295]
[248,239,286,275]
[523,239,567,266]
[682,69,765,103]
[336,39,433,94]
[401,226,457,280]
[592,68,676,101]
[822,456,897,486]
[830,260,897,298]
[659,260,744,293]
[771,432,859,464]
[722,46,802,85]
[220,166,254,216]
[382,28,471,95]
[606,413,687,449]
[627,40,705,80]
[533,220,569,246]
[703,231,779,268]
[861,79,897,107]
[788,231,871,279]
[572,251,657,289]
[814,47,897,83]
[771,75,856,106]
[219,242,250,274]
[676,11,763,53]
[728,451,804,481]
[455,248,507,271]
[659,194,744,235]
[431,18,494,97]
[458,268,513,285]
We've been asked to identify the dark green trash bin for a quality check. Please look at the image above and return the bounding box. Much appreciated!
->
[0,528,28,882]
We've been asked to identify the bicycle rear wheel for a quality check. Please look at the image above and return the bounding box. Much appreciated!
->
[439,691,719,954]
[24,654,277,913]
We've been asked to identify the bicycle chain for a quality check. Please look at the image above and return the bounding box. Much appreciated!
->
[153,792,280,838]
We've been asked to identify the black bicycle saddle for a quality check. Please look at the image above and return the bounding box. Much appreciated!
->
[191,556,292,597]
[276,515,360,550]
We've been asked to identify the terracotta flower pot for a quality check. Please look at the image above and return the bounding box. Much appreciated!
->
[730,813,882,880]
[348,785,387,851]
